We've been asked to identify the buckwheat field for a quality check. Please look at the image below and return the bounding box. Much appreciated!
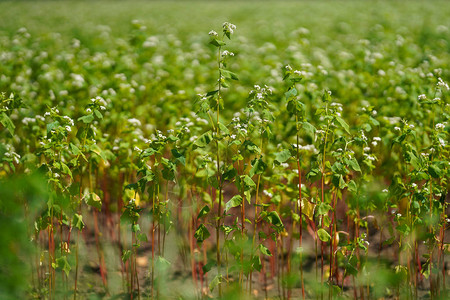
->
[1,1,450,299]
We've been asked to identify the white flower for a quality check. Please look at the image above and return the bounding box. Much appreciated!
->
[134,146,141,152]
[412,183,417,188]
[418,94,426,100]
[222,50,234,57]
[394,126,401,131]
[263,190,273,198]
[128,118,141,127]
[230,134,236,139]
[439,138,446,147]
[65,126,71,132]
[365,154,376,161]
[86,108,92,113]
[382,189,388,193]
[222,22,236,34]
[436,123,445,130]
[437,77,449,90]
[44,112,51,117]
[373,137,381,141]
[409,124,415,129]
[280,163,289,168]
[364,147,370,152]
[100,106,106,110]
[209,30,218,37]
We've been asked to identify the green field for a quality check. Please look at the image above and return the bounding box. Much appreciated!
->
[1,1,450,299]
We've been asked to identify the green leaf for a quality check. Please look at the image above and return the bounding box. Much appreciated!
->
[317,202,332,215]
[194,131,212,148]
[301,121,316,137]
[0,112,15,135]
[220,69,239,81]
[243,175,256,189]
[202,261,215,273]
[285,87,297,100]
[194,224,210,243]
[197,205,210,219]
[218,122,230,135]
[222,167,237,181]
[335,116,350,134]
[225,195,243,212]
[428,164,442,179]
[408,151,421,170]
[94,109,103,119]
[251,255,262,272]
[259,244,272,256]
[46,121,59,135]
[209,274,222,292]
[55,256,71,276]
[77,114,94,124]
[317,228,331,242]
[122,250,131,263]
[306,167,321,181]
[370,116,380,126]
[348,158,361,172]
[86,193,102,210]
[70,143,81,156]
[275,149,291,163]
[249,158,267,177]
[266,211,284,229]
[72,213,85,231]
[347,180,357,193]
[210,38,226,47]
[208,175,219,189]
[60,162,73,179]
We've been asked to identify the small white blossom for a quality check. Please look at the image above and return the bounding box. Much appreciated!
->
[418,94,426,100]
[263,190,273,198]
[436,123,445,130]
[222,22,236,34]
[128,118,141,127]
[437,77,449,90]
